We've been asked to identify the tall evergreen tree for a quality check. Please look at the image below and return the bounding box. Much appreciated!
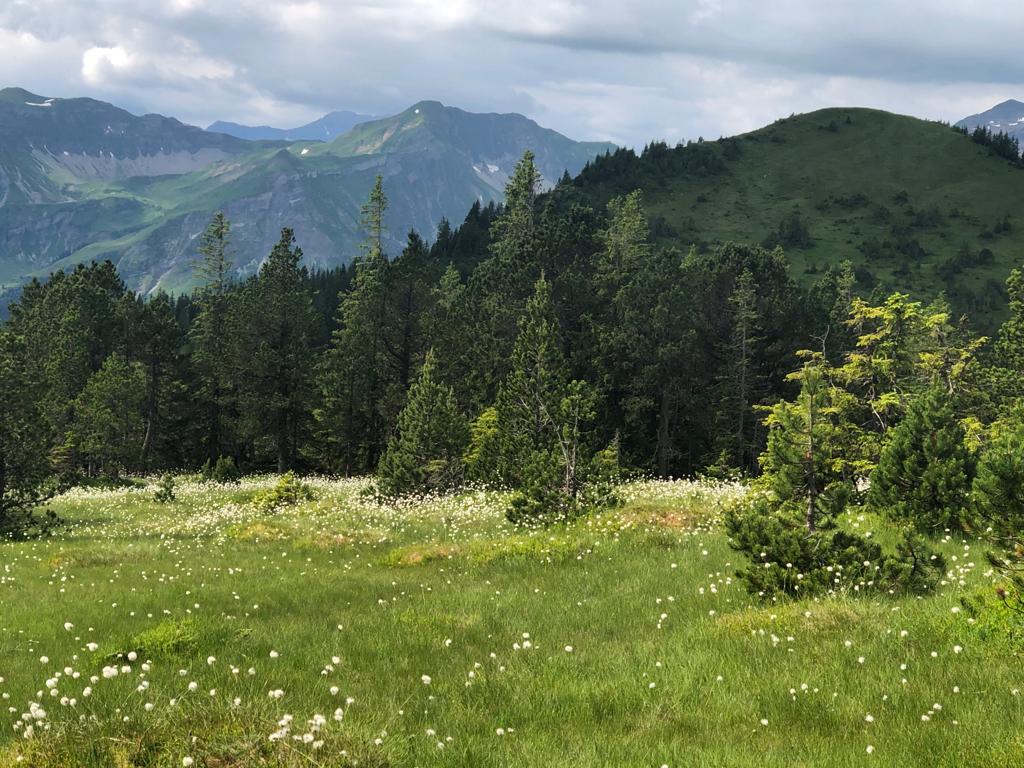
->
[234,228,318,471]
[190,212,237,461]
[493,276,605,524]
[460,152,543,407]
[0,329,53,536]
[316,180,392,473]
[66,355,147,477]
[377,350,469,496]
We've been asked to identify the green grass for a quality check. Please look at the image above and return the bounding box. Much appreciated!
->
[0,477,1020,767]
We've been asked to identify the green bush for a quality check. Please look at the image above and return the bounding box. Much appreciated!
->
[202,455,241,484]
[725,495,945,599]
[152,474,176,503]
[869,388,976,533]
[251,471,314,513]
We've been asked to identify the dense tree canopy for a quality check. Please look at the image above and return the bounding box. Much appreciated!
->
[3,150,1024,576]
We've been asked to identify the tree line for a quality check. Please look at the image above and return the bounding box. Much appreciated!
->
[2,151,1024,604]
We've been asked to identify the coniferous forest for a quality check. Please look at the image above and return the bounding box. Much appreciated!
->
[4,148,1024,598]
[6,148,1024,767]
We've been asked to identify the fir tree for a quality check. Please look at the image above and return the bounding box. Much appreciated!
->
[494,277,606,524]
[233,228,318,472]
[377,350,469,496]
[973,413,1024,547]
[868,388,976,532]
[67,355,147,477]
[316,181,392,473]
[0,329,54,537]
[190,212,237,461]
[493,276,570,488]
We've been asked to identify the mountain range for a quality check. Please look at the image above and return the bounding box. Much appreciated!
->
[4,88,1024,325]
[956,99,1024,144]
[207,110,377,142]
[0,90,615,294]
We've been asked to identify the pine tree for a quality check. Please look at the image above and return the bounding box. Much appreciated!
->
[67,355,147,477]
[868,388,976,532]
[719,269,762,473]
[361,174,389,262]
[494,276,569,487]
[973,413,1024,547]
[759,361,852,531]
[233,228,318,472]
[190,212,237,461]
[0,329,53,537]
[377,350,469,496]
[131,293,183,470]
[459,152,543,407]
[494,277,605,525]
[726,360,945,599]
[316,180,392,473]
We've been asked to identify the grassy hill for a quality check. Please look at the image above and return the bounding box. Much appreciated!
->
[564,107,1024,325]
[0,476,1016,766]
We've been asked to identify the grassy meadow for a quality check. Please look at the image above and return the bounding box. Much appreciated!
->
[0,477,1020,767]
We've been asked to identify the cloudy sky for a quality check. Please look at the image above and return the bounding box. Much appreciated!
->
[1,0,1021,147]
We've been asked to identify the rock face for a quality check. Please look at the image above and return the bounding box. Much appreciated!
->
[0,91,615,295]
[0,87,262,205]
[956,99,1024,143]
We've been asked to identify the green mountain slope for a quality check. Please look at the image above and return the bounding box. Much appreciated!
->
[563,107,1024,322]
[0,96,615,294]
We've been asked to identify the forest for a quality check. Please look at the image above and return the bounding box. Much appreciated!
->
[3,150,1024,602]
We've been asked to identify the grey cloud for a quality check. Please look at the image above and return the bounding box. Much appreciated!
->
[0,0,1019,148]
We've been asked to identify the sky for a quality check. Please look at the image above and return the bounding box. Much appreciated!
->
[1,0,1022,148]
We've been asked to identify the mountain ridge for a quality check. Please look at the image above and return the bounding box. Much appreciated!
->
[956,99,1024,144]
[0,90,616,294]
[207,110,378,142]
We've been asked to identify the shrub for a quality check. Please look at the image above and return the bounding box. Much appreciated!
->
[200,456,241,483]
[153,474,176,503]
[869,388,976,533]
[725,495,945,599]
[973,416,1024,545]
[251,471,314,513]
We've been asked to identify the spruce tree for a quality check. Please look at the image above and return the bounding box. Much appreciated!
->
[459,152,543,407]
[494,276,569,488]
[0,329,53,536]
[758,362,851,532]
[868,388,976,532]
[233,228,318,472]
[67,355,147,477]
[190,212,237,461]
[726,360,945,599]
[377,350,469,497]
[973,414,1024,546]
[494,276,606,525]
[316,179,391,473]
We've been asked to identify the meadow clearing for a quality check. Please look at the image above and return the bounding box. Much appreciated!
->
[0,477,1020,767]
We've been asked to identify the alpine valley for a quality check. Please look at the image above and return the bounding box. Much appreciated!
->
[0,88,614,294]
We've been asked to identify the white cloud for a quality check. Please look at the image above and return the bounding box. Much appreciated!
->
[81,45,132,85]
[1,0,1021,145]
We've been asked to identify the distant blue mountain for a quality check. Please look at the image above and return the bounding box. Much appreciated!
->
[207,110,377,142]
